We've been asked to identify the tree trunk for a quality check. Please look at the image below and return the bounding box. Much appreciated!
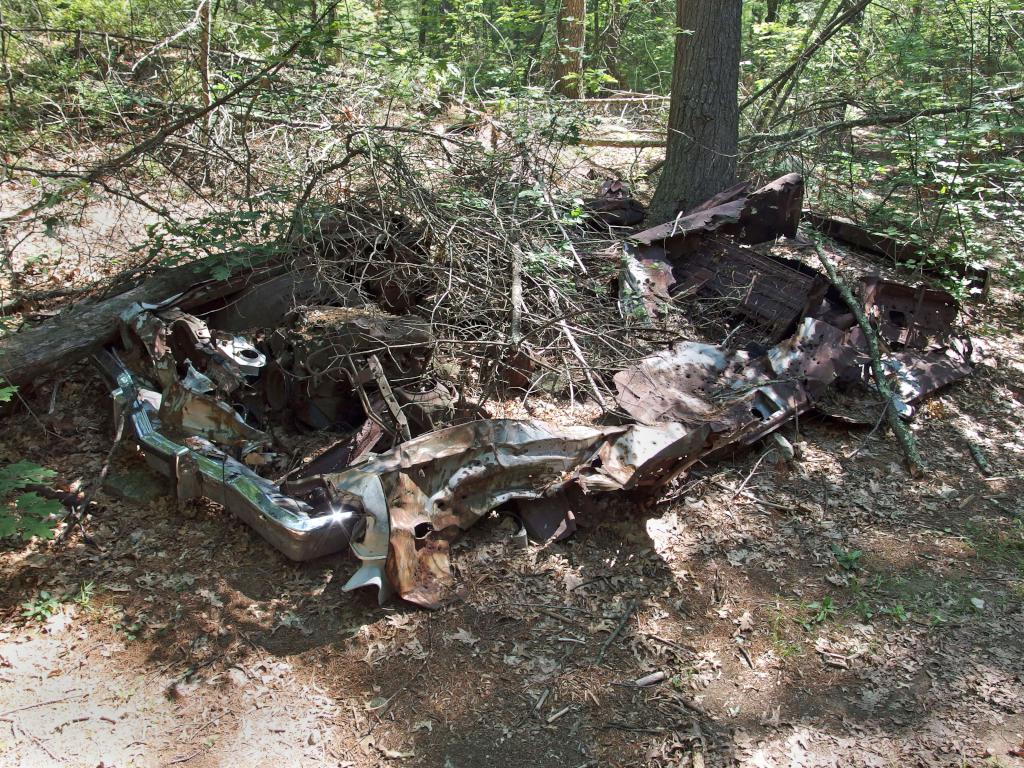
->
[0,257,285,387]
[648,0,742,221]
[553,0,586,97]
[599,0,630,91]
[199,0,212,142]
[0,6,14,111]
[765,0,782,23]
[418,0,429,51]
[199,0,211,111]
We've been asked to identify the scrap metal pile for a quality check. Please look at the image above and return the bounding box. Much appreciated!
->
[93,173,973,607]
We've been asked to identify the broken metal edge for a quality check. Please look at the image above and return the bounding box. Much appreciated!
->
[92,349,362,563]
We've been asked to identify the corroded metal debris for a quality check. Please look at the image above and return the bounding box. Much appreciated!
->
[93,173,975,608]
[329,419,708,607]
[615,175,972,433]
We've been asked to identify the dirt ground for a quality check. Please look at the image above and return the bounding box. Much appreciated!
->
[2,172,1024,766]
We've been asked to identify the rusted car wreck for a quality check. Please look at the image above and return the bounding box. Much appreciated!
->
[90,174,972,608]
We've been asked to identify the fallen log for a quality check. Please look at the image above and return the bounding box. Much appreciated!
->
[0,255,285,387]
[803,210,990,298]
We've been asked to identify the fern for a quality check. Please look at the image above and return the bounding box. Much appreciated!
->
[0,381,62,541]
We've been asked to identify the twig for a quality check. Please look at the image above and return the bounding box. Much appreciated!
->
[59,410,124,543]
[1,0,350,226]
[548,288,608,409]
[737,645,754,670]
[0,693,83,718]
[844,402,889,459]
[813,242,926,477]
[596,722,668,734]
[0,287,88,314]
[706,479,791,510]
[12,722,59,762]
[966,439,994,476]
[537,608,590,631]
[744,93,1024,146]
[129,0,207,74]
[730,449,772,501]
[739,0,872,112]
[546,705,572,724]
[596,599,637,663]
[534,688,550,712]
[510,245,524,346]
[165,750,203,765]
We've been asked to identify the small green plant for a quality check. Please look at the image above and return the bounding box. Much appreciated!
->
[114,612,144,641]
[853,598,875,622]
[0,461,63,541]
[769,609,803,658]
[73,581,96,610]
[1,382,63,542]
[799,596,838,630]
[21,590,60,622]
[881,602,909,623]
[669,669,697,689]
[831,545,863,572]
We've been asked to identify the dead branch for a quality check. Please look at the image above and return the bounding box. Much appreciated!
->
[0,0,348,227]
[745,93,1024,146]
[58,411,123,544]
[813,242,926,477]
[578,135,665,148]
[0,255,285,386]
[597,599,638,663]
[739,0,873,112]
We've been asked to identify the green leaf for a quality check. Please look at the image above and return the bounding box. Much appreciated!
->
[14,492,61,540]
[0,514,18,539]
[0,461,56,496]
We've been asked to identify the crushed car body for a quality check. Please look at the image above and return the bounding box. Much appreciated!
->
[93,173,975,607]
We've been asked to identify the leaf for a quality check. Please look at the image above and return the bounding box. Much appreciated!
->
[0,515,18,538]
[7,492,61,541]
[0,461,56,495]
[448,628,479,646]
[734,610,755,634]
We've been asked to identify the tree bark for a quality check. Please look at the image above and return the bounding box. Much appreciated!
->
[648,0,742,222]
[0,257,285,387]
[199,0,212,144]
[553,0,586,97]
[598,0,630,91]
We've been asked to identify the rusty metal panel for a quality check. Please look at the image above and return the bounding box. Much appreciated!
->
[632,173,804,247]
[671,239,829,338]
[860,276,960,350]
[332,419,709,607]
[612,341,811,449]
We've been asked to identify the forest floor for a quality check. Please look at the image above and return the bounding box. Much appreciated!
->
[2,168,1024,767]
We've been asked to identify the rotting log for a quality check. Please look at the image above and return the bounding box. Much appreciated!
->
[578,135,666,148]
[813,241,926,477]
[0,255,285,387]
[804,210,990,298]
